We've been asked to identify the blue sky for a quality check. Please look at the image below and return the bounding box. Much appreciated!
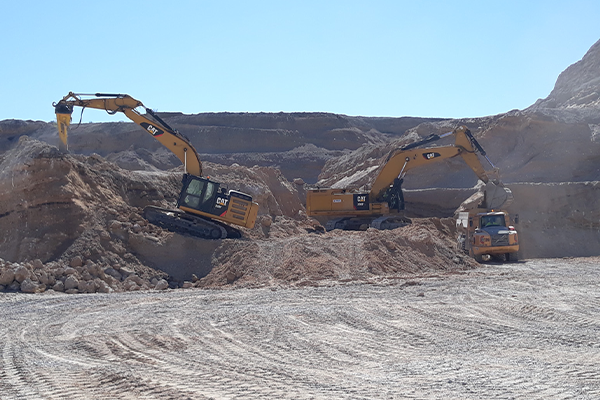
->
[1,0,599,123]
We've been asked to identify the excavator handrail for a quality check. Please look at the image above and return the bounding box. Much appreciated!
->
[53,92,202,176]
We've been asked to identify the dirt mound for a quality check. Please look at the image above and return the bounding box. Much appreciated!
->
[197,217,476,289]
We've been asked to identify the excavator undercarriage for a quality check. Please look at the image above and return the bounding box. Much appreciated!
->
[143,205,242,239]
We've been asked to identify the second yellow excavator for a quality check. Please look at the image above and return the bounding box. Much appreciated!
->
[306,125,513,231]
[54,92,258,239]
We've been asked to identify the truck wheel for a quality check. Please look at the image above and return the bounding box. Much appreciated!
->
[470,249,484,263]
[506,252,519,262]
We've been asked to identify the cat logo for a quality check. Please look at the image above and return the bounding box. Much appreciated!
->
[140,122,164,137]
[216,197,229,207]
[423,152,441,160]
[353,193,369,210]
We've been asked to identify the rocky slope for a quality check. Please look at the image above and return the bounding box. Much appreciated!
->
[529,39,600,119]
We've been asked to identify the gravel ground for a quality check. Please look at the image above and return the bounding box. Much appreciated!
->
[1,257,599,399]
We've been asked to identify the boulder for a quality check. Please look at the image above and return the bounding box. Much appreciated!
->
[95,279,112,293]
[32,259,44,270]
[0,268,15,285]
[104,267,122,280]
[64,276,79,291]
[14,265,30,283]
[21,279,41,293]
[53,281,65,292]
[154,279,169,290]
[70,256,83,268]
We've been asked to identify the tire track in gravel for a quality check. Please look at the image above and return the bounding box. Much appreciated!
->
[1,258,600,399]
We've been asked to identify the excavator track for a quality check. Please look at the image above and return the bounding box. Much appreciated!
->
[370,215,412,230]
[143,205,242,240]
[325,216,412,231]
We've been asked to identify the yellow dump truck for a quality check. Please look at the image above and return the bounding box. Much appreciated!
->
[456,209,520,262]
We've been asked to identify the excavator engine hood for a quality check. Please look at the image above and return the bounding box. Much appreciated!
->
[54,103,73,146]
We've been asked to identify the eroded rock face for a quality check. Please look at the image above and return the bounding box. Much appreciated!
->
[0,113,438,183]
[531,39,600,112]
[504,182,600,258]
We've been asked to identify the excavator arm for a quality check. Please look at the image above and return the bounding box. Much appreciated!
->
[369,126,493,200]
[54,92,202,176]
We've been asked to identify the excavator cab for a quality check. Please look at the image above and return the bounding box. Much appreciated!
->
[178,174,227,216]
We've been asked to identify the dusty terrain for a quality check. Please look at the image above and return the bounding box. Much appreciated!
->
[1,257,599,399]
[0,38,599,399]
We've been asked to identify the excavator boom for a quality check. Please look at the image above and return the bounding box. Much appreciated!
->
[54,92,202,176]
[370,126,490,199]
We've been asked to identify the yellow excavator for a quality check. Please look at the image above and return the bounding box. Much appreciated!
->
[54,92,258,239]
[306,125,513,231]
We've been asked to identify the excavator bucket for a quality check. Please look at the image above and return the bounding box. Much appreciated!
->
[54,103,72,146]
[482,181,514,209]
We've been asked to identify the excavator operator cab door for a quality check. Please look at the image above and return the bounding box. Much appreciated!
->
[177,174,228,217]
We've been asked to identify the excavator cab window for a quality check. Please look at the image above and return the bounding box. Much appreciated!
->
[182,179,205,209]
[179,176,221,213]
[203,182,216,205]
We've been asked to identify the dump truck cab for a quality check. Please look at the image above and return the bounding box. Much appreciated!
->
[457,209,520,262]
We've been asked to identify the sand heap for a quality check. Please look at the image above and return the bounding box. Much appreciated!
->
[197,218,476,289]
